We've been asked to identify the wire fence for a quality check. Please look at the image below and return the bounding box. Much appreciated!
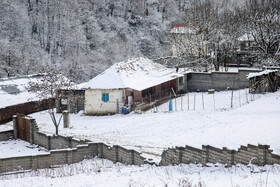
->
[150,89,262,113]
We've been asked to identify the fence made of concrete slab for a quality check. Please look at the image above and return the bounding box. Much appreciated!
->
[0,116,146,174]
[185,69,261,92]
[160,144,280,167]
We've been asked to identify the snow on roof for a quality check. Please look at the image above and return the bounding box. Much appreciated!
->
[170,25,198,34]
[0,74,72,108]
[247,70,278,79]
[238,33,255,41]
[0,75,44,108]
[82,57,183,91]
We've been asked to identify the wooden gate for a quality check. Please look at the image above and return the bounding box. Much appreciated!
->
[16,114,31,142]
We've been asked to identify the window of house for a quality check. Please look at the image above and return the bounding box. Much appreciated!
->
[179,77,184,85]
[161,83,165,90]
[101,93,109,102]
[61,98,68,105]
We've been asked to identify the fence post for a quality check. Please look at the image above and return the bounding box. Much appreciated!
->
[187,93,190,110]
[223,147,234,167]
[63,111,69,128]
[258,144,269,166]
[114,145,119,163]
[231,90,234,108]
[116,99,119,114]
[30,118,36,144]
[193,95,196,110]
[130,150,135,165]
[47,135,52,150]
[213,93,216,109]
[246,89,249,104]
[202,145,209,166]
[181,96,183,111]
[13,115,18,139]
[202,92,204,110]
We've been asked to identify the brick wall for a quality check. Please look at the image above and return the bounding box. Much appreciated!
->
[160,144,280,167]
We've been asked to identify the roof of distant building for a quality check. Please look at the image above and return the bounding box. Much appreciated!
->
[170,24,198,34]
[238,33,255,42]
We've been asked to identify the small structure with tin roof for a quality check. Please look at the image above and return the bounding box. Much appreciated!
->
[248,70,280,93]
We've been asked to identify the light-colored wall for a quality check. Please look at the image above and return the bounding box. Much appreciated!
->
[172,33,207,57]
[85,89,125,115]
[185,69,261,92]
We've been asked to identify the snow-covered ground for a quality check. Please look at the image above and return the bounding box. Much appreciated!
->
[0,139,49,158]
[0,158,280,187]
[30,89,280,163]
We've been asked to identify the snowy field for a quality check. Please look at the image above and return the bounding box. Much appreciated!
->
[30,89,280,163]
[0,139,49,158]
[0,158,280,187]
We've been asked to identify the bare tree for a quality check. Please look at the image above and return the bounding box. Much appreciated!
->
[244,0,280,65]
[28,68,74,135]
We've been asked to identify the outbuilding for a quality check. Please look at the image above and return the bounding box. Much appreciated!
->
[248,70,280,93]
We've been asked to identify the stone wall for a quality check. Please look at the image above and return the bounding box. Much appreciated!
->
[185,69,261,92]
[160,144,280,167]
[0,130,13,141]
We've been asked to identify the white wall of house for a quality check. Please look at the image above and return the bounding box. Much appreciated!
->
[85,89,125,115]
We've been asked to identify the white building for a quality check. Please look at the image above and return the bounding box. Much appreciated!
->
[82,57,183,115]
[170,24,208,57]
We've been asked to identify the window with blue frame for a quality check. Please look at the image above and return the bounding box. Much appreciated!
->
[101,93,109,102]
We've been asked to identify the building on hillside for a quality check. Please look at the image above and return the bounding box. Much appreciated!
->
[82,57,184,115]
[248,70,280,94]
[170,24,208,57]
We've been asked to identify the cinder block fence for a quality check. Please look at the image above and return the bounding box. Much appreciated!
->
[0,116,146,174]
[1,115,280,174]
[160,144,280,167]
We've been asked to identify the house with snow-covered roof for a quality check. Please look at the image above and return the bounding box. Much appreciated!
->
[82,57,184,115]
[237,33,258,52]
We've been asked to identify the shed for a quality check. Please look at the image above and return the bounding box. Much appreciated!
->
[56,89,85,113]
[248,70,280,93]
[82,57,183,115]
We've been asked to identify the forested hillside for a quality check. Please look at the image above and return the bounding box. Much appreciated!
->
[0,0,279,82]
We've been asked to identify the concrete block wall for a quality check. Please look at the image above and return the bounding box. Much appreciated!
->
[30,119,88,150]
[205,145,227,165]
[185,69,261,92]
[181,145,202,164]
[97,143,146,165]
[0,139,147,174]
[1,116,147,174]
[160,144,280,167]
[0,130,13,141]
